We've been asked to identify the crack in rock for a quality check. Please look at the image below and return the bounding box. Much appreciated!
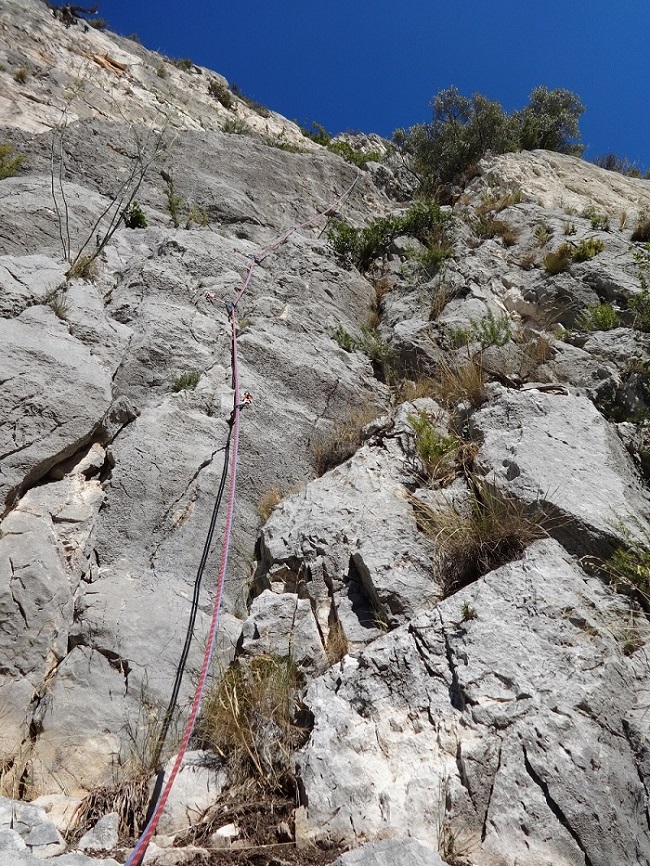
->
[522,743,593,866]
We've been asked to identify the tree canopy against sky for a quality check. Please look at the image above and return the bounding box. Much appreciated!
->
[100,0,649,172]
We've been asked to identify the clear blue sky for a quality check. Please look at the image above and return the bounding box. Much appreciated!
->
[100,0,649,170]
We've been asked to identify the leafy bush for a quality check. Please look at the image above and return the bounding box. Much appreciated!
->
[172,370,200,392]
[327,200,454,271]
[575,303,618,331]
[472,216,519,246]
[593,153,650,179]
[262,136,305,153]
[327,139,381,168]
[300,122,332,145]
[222,117,251,135]
[607,525,650,605]
[170,58,194,72]
[534,223,553,246]
[163,175,183,227]
[332,324,357,352]
[408,411,461,484]
[208,79,233,109]
[449,311,511,349]
[0,142,25,179]
[543,243,574,274]
[394,85,584,199]
[581,206,609,231]
[123,201,147,229]
[544,238,605,275]
[472,309,512,347]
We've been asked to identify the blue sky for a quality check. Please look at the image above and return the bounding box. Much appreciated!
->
[101,0,649,171]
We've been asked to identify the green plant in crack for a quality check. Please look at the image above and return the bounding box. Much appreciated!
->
[408,411,460,484]
[575,302,618,331]
[172,370,201,392]
[0,141,25,179]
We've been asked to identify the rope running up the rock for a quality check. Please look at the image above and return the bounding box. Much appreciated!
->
[124,172,361,866]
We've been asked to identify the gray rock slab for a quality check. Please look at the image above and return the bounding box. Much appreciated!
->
[332,839,447,866]
[258,443,441,643]
[77,812,119,852]
[0,828,27,850]
[157,751,226,835]
[297,539,650,865]
[241,590,328,674]
[0,255,66,318]
[0,308,113,512]
[471,388,650,557]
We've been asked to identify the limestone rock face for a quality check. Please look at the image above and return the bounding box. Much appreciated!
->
[471,388,650,556]
[2,2,650,865]
[297,541,650,866]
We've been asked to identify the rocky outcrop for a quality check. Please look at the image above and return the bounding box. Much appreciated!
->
[2,2,650,865]
[297,540,650,866]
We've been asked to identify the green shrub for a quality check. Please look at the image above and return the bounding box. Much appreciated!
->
[0,142,25,179]
[394,85,584,200]
[581,206,609,231]
[572,237,605,262]
[170,58,194,72]
[543,243,574,274]
[332,325,357,352]
[208,79,233,109]
[408,411,459,483]
[472,216,519,246]
[222,118,251,135]
[471,309,512,347]
[163,176,183,228]
[156,64,167,79]
[262,136,305,153]
[327,201,454,272]
[358,325,395,383]
[575,303,618,331]
[534,223,553,246]
[123,201,147,229]
[327,140,381,168]
[185,203,209,228]
[172,370,200,392]
[300,122,332,145]
[608,530,650,603]
[13,67,28,84]
[593,153,649,179]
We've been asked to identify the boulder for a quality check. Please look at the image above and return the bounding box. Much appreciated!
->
[297,540,650,866]
[471,388,650,557]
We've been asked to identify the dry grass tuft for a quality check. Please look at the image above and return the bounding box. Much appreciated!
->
[326,620,349,664]
[257,486,282,522]
[198,655,307,790]
[69,776,151,844]
[413,478,548,594]
[430,358,487,409]
[310,405,377,476]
